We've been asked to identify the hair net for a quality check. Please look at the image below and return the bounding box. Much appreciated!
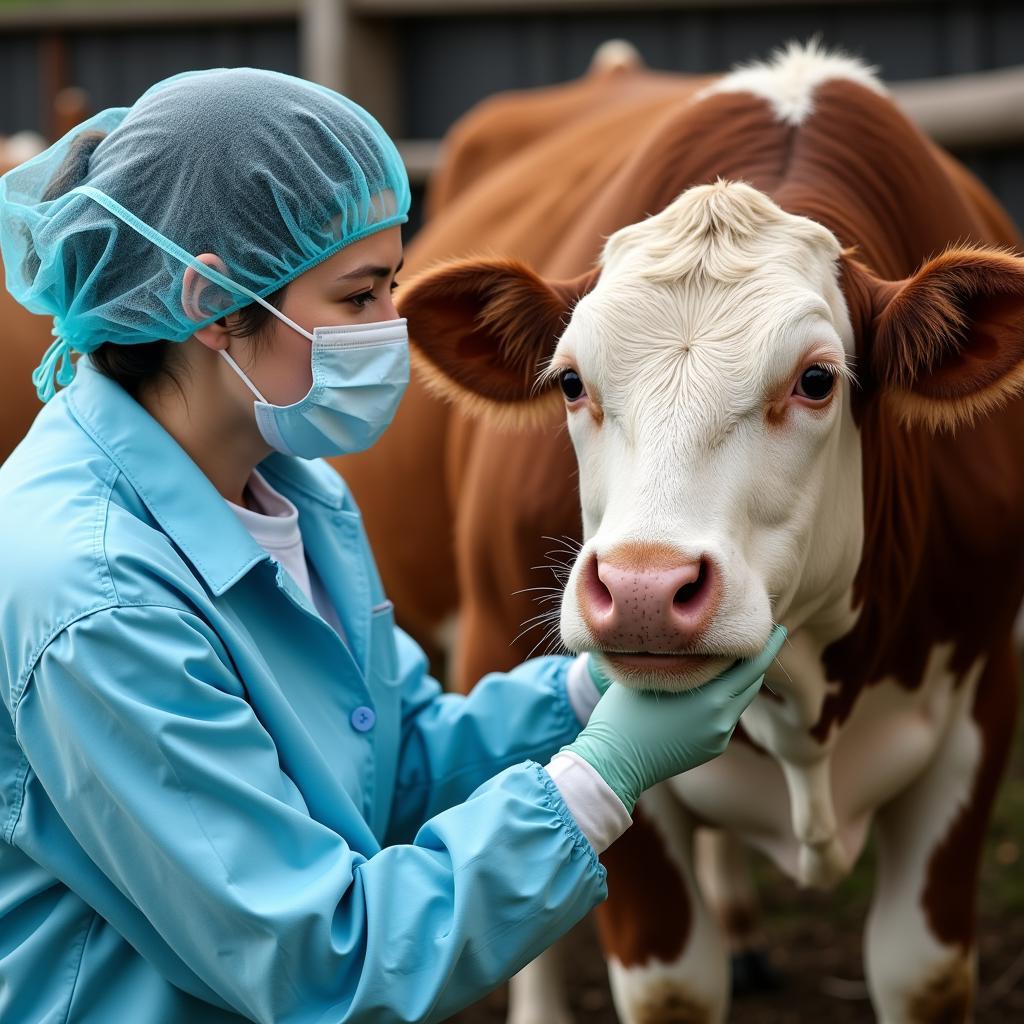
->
[0,68,411,401]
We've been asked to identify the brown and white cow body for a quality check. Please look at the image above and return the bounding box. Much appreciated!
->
[399,44,1024,1023]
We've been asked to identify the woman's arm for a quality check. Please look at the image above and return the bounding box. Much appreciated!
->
[384,625,601,844]
[13,603,606,1024]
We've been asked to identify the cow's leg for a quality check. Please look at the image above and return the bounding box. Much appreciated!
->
[507,943,573,1024]
[597,785,730,1024]
[864,649,1017,1023]
[1013,599,1024,658]
[695,829,779,995]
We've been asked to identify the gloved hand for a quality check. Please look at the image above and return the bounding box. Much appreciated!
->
[563,625,787,812]
[586,653,614,697]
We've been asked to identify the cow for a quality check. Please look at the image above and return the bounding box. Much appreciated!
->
[390,42,1024,1024]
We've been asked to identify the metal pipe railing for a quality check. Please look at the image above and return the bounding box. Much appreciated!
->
[890,66,1024,149]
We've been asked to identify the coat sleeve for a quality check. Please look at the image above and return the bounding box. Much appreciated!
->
[384,625,585,844]
[13,604,606,1024]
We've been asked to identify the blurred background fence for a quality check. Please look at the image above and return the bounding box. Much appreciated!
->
[1,0,1023,233]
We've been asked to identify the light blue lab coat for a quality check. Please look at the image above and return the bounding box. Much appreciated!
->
[0,360,606,1023]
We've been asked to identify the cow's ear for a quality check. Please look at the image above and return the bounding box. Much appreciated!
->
[397,257,599,423]
[845,248,1024,431]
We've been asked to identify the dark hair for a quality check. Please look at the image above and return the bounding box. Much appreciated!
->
[89,286,286,398]
[22,129,107,284]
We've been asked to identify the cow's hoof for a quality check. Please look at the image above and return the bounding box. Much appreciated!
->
[731,949,783,996]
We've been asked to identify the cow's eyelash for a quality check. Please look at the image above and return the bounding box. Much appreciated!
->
[806,360,859,387]
[536,360,574,390]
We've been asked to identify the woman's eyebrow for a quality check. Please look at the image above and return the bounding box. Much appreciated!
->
[336,258,404,281]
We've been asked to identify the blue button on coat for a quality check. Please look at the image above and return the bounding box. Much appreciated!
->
[351,705,376,732]
[0,361,606,1023]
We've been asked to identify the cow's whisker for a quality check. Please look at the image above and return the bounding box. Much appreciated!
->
[770,655,794,688]
[541,534,582,552]
[523,621,567,661]
[511,605,562,649]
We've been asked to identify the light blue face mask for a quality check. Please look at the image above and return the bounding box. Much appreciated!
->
[219,304,409,460]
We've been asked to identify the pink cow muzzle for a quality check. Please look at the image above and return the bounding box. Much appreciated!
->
[577,543,721,664]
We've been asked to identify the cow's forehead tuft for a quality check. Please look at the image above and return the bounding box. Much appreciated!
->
[601,181,840,287]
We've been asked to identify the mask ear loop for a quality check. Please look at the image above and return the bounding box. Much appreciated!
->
[220,349,270,404]
[229,289,315,343]
[215,286,319,406]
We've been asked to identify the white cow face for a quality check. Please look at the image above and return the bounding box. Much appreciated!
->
[550,182,864,690]
[401,178,1024,694]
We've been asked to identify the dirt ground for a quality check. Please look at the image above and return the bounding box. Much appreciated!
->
[449,703,1024,1023]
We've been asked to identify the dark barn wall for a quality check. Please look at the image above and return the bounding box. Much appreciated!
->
[69,25,299,111]
[401,2,1024,140]
[1,2,1022,232]
[0,20,299,137]
[397,0,1024,231]
[0,31,46,135]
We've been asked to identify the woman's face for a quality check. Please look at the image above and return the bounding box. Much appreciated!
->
[239,226,404,407]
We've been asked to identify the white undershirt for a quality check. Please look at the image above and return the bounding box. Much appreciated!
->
[228,472,629,853]
[228,471,346,641]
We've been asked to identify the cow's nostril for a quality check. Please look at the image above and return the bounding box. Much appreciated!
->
[584,553,614,614]
[673,561,707,606]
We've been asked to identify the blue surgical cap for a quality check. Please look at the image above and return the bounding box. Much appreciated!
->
[0,68,411,401]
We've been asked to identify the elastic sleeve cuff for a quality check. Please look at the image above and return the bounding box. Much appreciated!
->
[565,654,602,726]
[544,751,632,854]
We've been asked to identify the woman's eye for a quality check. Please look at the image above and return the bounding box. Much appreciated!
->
[794,365,836,401]
[559,369,586,403]
[348,291,376,309]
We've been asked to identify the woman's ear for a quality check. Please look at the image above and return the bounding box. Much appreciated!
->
[181,253,233,352]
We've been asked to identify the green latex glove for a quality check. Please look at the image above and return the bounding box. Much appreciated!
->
[564,625,787,812]
[586,654,614,697]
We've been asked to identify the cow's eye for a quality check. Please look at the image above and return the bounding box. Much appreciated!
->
[559,369,586,403]
[795,365,835,401]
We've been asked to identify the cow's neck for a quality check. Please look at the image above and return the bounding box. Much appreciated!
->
[748,300,937,888]
[815,400,932,729]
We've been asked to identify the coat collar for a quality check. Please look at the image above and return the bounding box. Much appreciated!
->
[65,359,348,597]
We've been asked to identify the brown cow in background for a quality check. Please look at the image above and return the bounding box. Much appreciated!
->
[1,89,89,464]
[1,139,51,464]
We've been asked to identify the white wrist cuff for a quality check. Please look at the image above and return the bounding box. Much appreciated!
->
[565,654,602,726]
[545,750,631,854]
